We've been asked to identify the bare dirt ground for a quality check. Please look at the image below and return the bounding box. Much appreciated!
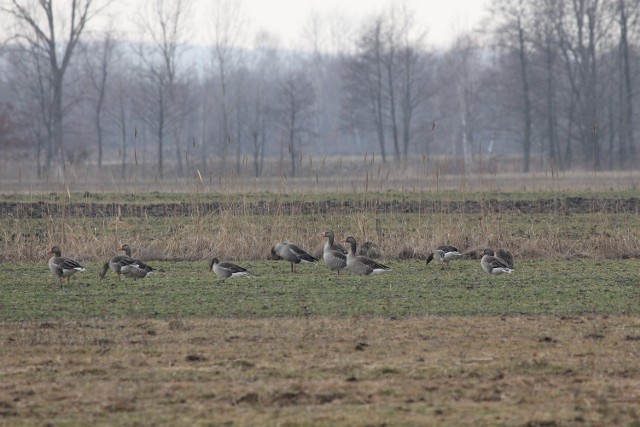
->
[2,195,640,218]
[1,316,639,426]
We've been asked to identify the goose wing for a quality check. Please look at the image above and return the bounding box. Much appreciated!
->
[112,255,138,267]
[332,242,348,255]
[486,256,510,270]
[286,243,317,262]
[357,256,390,271]
[437,245,459,254]
[59,257,85,271]
[330,249,347,261]
[219,261,247,274]
[134,260,155,272]
[495,249,514,269]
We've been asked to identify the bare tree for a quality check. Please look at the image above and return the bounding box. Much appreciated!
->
[444,35,482,172]
[208,0,246,172]
[615,0,639,166]
[247,31,280,177]
[109,59,135,180]
[491,0,534,172]
[137,0,190,178]
[554,0,608,169]
[343,7,431,165]
[4,43,52,177]
[276,66,316,177]
[344,17,388,162]
[3,0,105,173]
[84,32,116,170]
[530,0,563,169]
[395,7,430,163]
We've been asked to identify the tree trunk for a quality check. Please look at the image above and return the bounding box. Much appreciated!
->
[157,87,165,178]
[386,58,400,164]
[289,110,296,177]
[544,30,560,169]
[586,6,600,170]
[619,0,635,166]
[373,24,387,163]
[120,101,127,180]
[52,72,64,173]
[517,20,532,173]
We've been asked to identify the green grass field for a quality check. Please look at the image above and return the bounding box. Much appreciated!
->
[2,257,639,320]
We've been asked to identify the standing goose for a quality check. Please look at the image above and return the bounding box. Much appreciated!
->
[47,246,85,287]
[271,242,318,272]
[209,258,251,279]
[426,245,463,269]
[480,249,514,275]
[119,244,156,278]
[342,236,391,275]
[320,230,347,275]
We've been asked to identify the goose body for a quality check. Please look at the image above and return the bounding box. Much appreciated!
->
[342,236,391,275]
[495,248,514,269]
[123,264,155,279]
[120,244,156,277]
[100,244,154,280]
[210,258,250,279]
[320,230,347,275]
[102,254,138,280]
[481,249,514,275]
[426,245,462,269]
[271,242,318,272]
[47,246,85,286]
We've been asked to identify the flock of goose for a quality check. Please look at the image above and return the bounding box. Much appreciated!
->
[46,229,514,286]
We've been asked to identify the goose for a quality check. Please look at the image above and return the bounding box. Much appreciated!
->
[119,244,156,278]
[271,242,318,272]
[47,246,85,287]
[495,248,514,269]
[426,245,462,269]
[99,246,139,281]
[342,236,391,275]
[123,264,155,280]
[209,258,250,279]
[320,230,347,275]
[480,249,514,275]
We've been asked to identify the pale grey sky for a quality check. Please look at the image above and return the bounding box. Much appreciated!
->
[106,0,490,50]
[240,0,490,48]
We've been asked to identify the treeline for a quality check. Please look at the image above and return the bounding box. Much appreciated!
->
[0,0,639,179]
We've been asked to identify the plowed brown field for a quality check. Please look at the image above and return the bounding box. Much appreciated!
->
[1,316,639,426]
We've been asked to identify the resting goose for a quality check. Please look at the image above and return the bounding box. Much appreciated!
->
[209,258,250,279]
[99,246,139,281]
[47,246,85,287]
[271,242,318,272]
[342,236,391,275]
[320,230,347,275]
[119,244,156,278]
[495,248,514,269]
[99,261,153,281]
[480,249,514,275]
[426,245,462,269]
[123,264,154,280]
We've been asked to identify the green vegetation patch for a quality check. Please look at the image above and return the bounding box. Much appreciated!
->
[1,258,638,320]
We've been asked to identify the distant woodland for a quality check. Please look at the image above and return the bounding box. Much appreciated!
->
[1,0,639,179]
